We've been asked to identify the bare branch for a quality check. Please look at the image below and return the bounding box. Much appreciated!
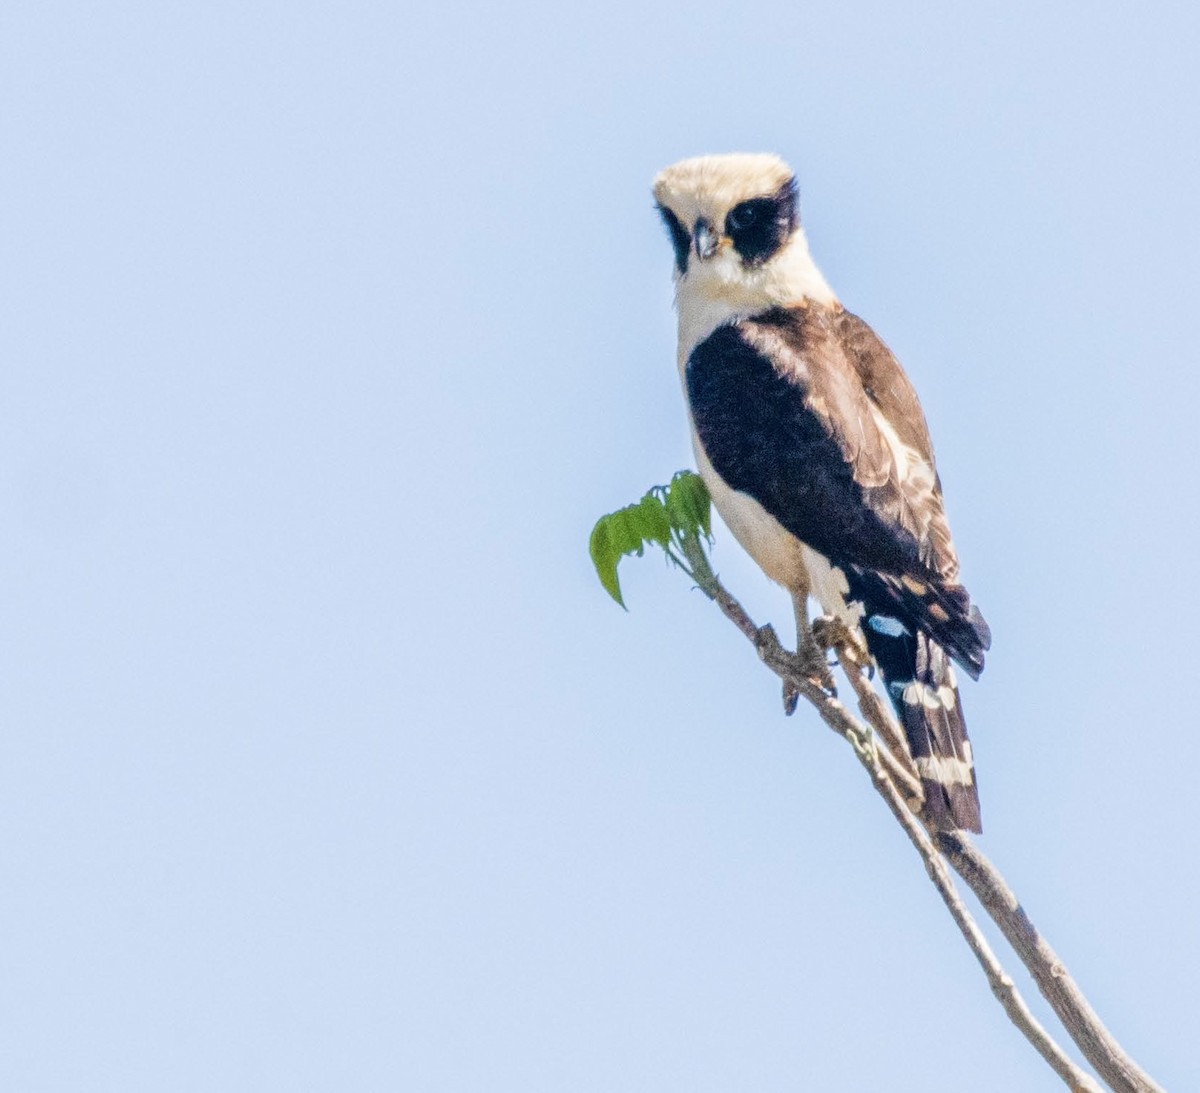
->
[815,617,1160,1090]
[843,700,1104,1093]
[835,649,923,805]
[677,543,1160,1091]
[932,832,1163,1093]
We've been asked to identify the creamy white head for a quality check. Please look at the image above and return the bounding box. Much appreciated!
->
[653,153,836,359]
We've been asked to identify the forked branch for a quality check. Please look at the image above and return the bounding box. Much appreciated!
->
[590,474,1160,1091]
[681,541,1161,1092]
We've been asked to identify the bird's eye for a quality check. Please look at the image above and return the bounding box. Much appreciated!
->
[727,203,760,232]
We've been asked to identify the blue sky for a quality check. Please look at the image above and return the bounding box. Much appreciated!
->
[1,1,1197,1089]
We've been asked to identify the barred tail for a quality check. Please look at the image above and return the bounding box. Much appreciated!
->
[863,617,982,833]
[841,564,987,832]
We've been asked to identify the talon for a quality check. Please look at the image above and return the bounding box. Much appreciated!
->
[794,641,837,699]
[811,615,870,668]
[782,681,799,716]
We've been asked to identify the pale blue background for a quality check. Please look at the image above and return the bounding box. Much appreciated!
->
[1,2,1195,1089]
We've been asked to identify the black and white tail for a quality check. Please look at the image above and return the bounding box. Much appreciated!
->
[846,566,991,833]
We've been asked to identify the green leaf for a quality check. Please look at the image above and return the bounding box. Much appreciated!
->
[665,471,712,538]
[635,493,672,548]
[609,507,647,557]
[589,515,627,607]
[589,503,660,608]
[589,471,715,609]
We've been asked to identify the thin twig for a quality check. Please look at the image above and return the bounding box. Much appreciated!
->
[836,651,924,805]
[841,696,1104,1093]
[932,832,1163,1093]
[676,540,1156,1090]
[818,627,1160,1091]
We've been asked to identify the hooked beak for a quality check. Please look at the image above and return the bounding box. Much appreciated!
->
[693,218,717,261]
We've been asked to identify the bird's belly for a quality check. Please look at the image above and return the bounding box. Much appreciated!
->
[693,440,809,589]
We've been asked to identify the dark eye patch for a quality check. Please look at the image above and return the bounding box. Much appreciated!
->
[656,203,691,274]
[727,200,768,233]
[725,177,799,266]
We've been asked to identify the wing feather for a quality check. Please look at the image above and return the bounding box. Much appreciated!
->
[686,303,988,669]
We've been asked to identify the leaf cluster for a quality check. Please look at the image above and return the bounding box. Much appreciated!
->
[588,471,713,608]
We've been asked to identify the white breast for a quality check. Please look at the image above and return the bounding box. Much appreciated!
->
[692,436,808,588]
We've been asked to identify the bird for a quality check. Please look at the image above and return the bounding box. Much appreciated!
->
[653,153,991,832]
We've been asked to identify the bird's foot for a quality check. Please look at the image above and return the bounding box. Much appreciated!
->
[811,615,873,677]
[781,637,838,713]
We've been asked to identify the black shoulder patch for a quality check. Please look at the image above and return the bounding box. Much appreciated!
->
[656,203,690,275]
[725,177,799,266]
[686,318,915,576]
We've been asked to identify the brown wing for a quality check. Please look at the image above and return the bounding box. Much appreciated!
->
[836,309,935,465]
[738,304,961,582]
[686,301,989,675]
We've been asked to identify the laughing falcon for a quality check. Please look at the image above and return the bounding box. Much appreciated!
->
[654,153,991,833]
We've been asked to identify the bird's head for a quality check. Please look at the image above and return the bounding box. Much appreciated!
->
[652,153,834,318]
